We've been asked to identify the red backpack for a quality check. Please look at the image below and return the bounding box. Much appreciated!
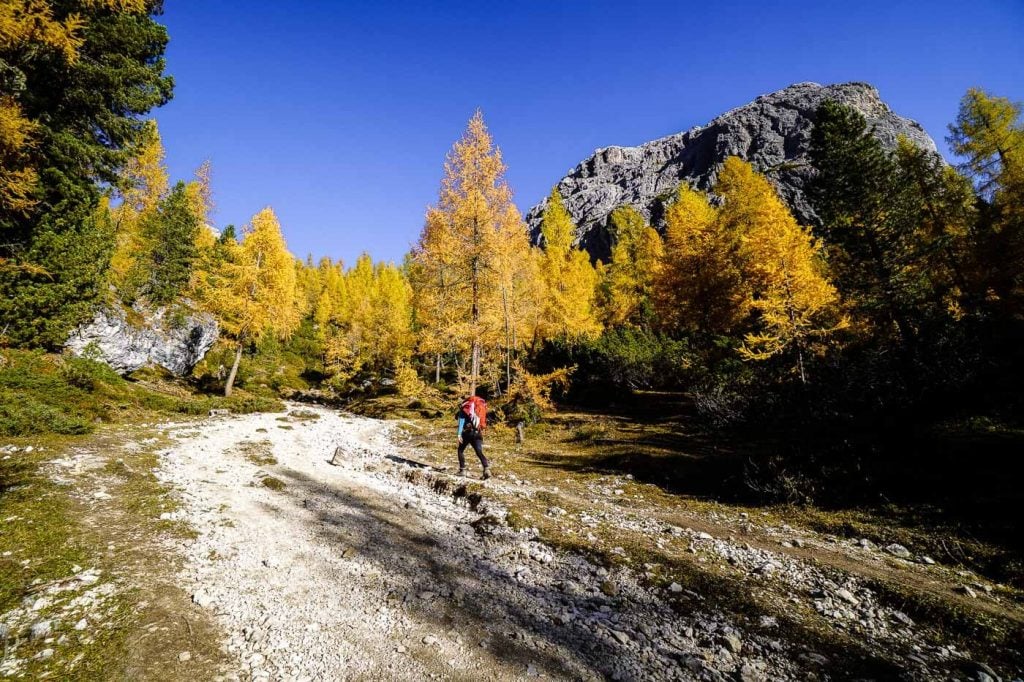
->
[461,395,487,431]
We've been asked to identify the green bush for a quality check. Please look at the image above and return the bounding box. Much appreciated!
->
[532,329,692,403]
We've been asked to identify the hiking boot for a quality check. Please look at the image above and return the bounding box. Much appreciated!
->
[456,468,466,477]
[482,467,492,480]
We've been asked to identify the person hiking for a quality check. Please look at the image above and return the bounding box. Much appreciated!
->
[456,393,491,480]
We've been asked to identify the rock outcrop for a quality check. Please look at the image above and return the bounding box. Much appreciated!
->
[525,82,938,259]
[66,305,218,375]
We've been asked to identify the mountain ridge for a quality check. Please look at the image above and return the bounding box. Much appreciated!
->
[525,82,939,259]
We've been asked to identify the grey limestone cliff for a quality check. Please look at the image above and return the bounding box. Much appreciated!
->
[66,305,218,376]
[525,82,938,259]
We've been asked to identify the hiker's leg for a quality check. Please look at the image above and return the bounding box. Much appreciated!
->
[457,438,468,470]
[472,435,489,468]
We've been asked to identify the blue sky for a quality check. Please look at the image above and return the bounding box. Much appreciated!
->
[156,0,1024,265]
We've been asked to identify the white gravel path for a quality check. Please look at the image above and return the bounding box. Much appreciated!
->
[153,404,804,681]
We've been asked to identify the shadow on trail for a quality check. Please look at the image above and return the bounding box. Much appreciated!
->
[263,461,908,681]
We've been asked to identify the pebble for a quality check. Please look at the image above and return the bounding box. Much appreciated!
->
[836,589,859,606]
[178,651,192,662]
[885,543,912,559]
[721,634,742,654]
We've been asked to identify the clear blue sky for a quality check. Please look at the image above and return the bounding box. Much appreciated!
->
[156,0,1024,265]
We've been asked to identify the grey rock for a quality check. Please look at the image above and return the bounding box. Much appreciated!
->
[192,592,214,608]
[526,82,938,260]
[66,304,218,376]
[721,633,742,654]
[178,651,192,662]
[739,661,768,682]
[836,588,860,606]
[885,543,912,559]
[959,585,978,598]
[610,629,630,645]
[29,620,51,640]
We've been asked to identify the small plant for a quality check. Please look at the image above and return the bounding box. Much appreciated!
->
[261,475,286,491]
[237,440,277,466]
[570,420,612,443]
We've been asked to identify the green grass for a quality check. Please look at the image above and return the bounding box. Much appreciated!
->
[261,475,286,491]
[0,443,89,613]
[0,349,283,437]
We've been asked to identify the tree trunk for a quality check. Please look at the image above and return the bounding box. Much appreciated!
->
[224,341,243,397]
[435,352,442,384]
[502,284,511,392]
[470,217,481,395]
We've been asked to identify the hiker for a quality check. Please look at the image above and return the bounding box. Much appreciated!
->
[456,393,491,480]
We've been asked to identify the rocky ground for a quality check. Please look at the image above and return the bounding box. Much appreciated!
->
[2,403,1021,680]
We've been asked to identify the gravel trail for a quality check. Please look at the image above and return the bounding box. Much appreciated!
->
[153,404,962,681]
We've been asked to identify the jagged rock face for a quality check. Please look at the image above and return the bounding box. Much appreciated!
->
[525,82,938,260]
[66,305,218,376]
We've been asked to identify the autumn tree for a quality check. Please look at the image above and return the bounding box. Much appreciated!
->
[197,207,300,396]
[599,206,663,328]
[536,188,601,341]
[714,158,844,382]
[653,185,749,336]
[411,111,533,393]
[313,254,413,386]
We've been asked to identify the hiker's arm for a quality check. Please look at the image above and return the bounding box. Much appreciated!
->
[457,416,465,436]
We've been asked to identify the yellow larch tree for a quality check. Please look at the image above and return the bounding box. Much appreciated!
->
[411,110,532,393]
[198,207,300,396]
[106,120,168,302]
[536,188,601,341]
[653,185,750,335]
[321,254,413,386]
[599,206,663,328]
[715,157,844,381]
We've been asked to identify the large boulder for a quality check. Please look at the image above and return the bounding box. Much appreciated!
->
[66,305,218,376]
[525,82,939,260]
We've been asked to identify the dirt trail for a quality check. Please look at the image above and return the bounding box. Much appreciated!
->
[148,404,1021,681]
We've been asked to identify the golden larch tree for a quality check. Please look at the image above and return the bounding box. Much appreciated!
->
[411,110,532,393]
[599,206,663,328]
[536,188,601,341]
[199,207,300,396]
[715,157,844,381]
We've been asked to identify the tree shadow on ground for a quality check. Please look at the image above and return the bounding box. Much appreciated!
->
[262,464,909,681]
[537,392,1024,589]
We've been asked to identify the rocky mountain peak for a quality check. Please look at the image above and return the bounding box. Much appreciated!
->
[525,82,938,259]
